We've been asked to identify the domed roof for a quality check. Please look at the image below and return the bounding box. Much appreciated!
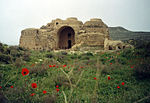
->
[66,17,78,21]
[84,18,107,27]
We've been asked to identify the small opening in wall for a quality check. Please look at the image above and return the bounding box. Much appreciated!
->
[68,33,71,38]
[109,46,113,50]
[123,46,125,49]
[37,30,39,34]
[56,22,58,25]
[118,46,121,49]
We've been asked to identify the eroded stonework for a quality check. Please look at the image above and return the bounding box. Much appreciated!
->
[19,17,132,51]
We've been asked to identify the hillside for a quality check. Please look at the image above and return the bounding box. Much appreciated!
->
[109,27,150,41]
[0,42,150,103]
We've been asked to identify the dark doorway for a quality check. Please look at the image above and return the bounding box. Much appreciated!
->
[68,40,71,49]
[68,33,71,39]
[57,26,75,49]
[109,46,113,50]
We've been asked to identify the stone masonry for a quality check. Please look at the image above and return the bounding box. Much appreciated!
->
[19,17,132,51]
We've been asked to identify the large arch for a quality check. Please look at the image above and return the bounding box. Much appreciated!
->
[57,26,75,49]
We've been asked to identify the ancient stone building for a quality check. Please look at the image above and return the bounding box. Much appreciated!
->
[19,17,131,51]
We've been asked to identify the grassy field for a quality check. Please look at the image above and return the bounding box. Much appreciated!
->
[0,43,150,103]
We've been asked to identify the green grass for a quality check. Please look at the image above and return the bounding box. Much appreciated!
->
[0,47,150,103]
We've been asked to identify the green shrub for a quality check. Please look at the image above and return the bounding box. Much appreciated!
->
[61,51,68,55]
[134,59,150,79]
[46,52,55,58]
[0,53,12,64]
[22,52,31,61]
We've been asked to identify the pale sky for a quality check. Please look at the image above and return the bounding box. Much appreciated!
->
[0,0,150,45]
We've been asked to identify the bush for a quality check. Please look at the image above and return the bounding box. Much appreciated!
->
[134,59,150,79]
[120,49,134,59]
[0,53,12,64]
[61,51,68,55]
[46,52,55,58]
[22,52,31,61]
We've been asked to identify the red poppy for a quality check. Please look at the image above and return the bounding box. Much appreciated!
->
[10,86,13,88]
[21,68,29,76]
[63,65,66,67]
[56,85,59,88]
[49,65,53,67]
[30,93,35,96]
[56,66,59,68]
[53,65,56,67]
[56,88,60,92]
[43,90,47,94]
[110,63,112,65]
[31,64,35,67]
[31,83,37,88]
[108,76,110,80]
[94,77,97,80]
[117,86,120,88]
[130,66,134,68]
[122,82,125,85]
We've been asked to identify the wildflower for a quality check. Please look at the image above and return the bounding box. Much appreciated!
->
[56,88,60,92]
[130,66,134,68]
[53,65,56,67]
[31,83,37,88]
[117,86,120,88]
[21,68,29,76]
[43,90,47,94]
[31,64,35,67]
[56,66,59,68]
[56,85,59,88]
[0,86,2,88]
[10,86,13,88]
[63,65,66,67]
[94,77,97,80]
[30,93,35,96]
[49,65,53,67]
[110,63,112,65]
[122,82,125,85]
[108,76,110,80]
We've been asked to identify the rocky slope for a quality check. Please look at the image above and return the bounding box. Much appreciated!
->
[109,27,150,41]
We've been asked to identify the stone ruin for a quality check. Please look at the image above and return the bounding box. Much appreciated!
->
[19,17,132,51]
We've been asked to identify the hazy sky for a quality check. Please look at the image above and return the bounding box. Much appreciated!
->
[0,0,150,45]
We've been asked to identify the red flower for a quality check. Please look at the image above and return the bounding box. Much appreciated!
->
[0,86,2,88]
[56,88,60,92]
[122,82,125,85]
[130,66,134,68]
[56,66,59,68]
[31,64,35,67]
[110,63,112,65]
[21,68,29,76]
[53,65,56,67]
[63,65,66,67]
[94,77,97,80]
[43,90,47,94]
[80,67,83,68]
[56,85,59,88]
[117,86,120,88]
[108,76,110,80]
[49,65,53,67]
[10,86,13,88]
[31,83,37,88]
[30,93,35,96]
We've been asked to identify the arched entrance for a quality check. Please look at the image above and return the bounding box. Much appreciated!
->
[57,26,75,49]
